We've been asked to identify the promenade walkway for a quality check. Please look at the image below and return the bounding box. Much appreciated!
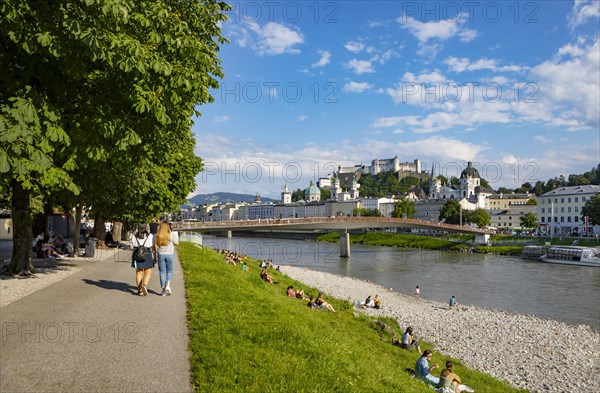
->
[0,247,192,393]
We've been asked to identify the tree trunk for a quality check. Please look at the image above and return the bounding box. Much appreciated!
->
[73,204,82,256]
[92,210,106,247]
[4,180,34,275]
[112,221,123,241]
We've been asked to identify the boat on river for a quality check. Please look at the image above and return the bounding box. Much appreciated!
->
[521,245,549,260]
[540,246,600,267]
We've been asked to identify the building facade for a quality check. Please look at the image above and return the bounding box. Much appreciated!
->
[536,185,600,235]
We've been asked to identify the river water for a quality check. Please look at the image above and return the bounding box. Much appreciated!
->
[201,235,600,330]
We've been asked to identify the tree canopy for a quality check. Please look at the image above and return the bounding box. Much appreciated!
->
[1,0,230,274]
[581,193,600,226]
[520,212,539,230]
[391,199,416,219]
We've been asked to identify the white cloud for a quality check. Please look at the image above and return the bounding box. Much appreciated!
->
[312,50,331,67]
[445,57,528,73]
[213,115,229,123]
[532,135,552,144]
[230,21,304,55]
[298,115,308,122]
[529,39,600,129]
[345,58,375,74]
[343,81,373,93]
[398,13,477,43]
[568,0,600,29]
[344,41,365,53]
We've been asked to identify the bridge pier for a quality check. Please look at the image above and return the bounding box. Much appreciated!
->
[339,229,350,258]
[215,231,232,238]
[474,234,490,245]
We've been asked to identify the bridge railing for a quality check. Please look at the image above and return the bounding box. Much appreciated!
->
[172,216,492,234]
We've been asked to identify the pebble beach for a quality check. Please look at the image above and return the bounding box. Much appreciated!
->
[281,266,600,393]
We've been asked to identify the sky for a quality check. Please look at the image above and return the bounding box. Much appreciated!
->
[191,0,600,199]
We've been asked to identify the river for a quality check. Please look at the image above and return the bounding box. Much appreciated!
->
[201,235,600,330]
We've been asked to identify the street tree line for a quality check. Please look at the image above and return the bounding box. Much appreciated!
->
[1,0,230,275]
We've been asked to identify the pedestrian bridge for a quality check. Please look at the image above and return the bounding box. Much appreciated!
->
[173,217,492,257]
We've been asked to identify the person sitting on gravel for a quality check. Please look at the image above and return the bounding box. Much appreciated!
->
[365,295,375,308]
[449,296,459,310]
[374,294,382,309]
[315,292,336,312]
[415,350,439,386]
[287,285,305,299]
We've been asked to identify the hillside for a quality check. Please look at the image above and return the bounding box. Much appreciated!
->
[188,192,277,205]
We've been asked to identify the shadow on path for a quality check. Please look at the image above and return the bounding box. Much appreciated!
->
[82,278,138,294]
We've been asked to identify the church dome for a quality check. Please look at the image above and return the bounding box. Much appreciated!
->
[304,180,320,197]
[460,161,480,179]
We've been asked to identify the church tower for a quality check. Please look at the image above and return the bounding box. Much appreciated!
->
[281,183,292,204]
[331,173,342,201]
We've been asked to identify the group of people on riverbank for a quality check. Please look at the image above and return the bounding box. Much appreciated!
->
[391,326,472,392]
[362,294,382,309]
[33,231,69,260]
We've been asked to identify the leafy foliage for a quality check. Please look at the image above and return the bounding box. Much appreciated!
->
[1,0,230,273]
[581,193,600,226]
[358,173,423,197]
[520,212,539,229]
[391,199,416,218]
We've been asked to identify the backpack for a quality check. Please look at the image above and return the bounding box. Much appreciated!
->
[133,235,150,262]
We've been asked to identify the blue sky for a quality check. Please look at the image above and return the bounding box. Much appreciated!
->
[191,0,600,199]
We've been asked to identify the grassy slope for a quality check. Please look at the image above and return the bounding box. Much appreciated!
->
[180,243,527,393]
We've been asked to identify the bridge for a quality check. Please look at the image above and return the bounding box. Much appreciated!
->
[173,217,492,257]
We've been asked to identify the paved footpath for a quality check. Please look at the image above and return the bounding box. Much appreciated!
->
[0,247,192,393]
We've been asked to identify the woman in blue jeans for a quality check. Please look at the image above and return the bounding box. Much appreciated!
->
[155,221,179,296]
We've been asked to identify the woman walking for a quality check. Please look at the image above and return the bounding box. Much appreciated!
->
[130,223,156,296]
[155,221,179,296]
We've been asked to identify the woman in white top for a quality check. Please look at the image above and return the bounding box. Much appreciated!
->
[155,221,179,296]
[130,223,156,296]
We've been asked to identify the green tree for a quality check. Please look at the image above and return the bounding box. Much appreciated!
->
[1,0,229,275]
[526,198,537,205]
[352,208,381,217]
[439,199,461,224]
[320,188,331,201]
[291,188,304,202]
[391,199,416,218]
[581,193,600,226]
[466,208,490,228]
[520,212,539,230]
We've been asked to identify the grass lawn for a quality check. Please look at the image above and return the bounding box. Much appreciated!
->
[180,242,528,393]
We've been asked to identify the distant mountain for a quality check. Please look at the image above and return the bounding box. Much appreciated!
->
[188,192,278,206]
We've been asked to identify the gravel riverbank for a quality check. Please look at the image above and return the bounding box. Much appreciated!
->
[281,266,600,393]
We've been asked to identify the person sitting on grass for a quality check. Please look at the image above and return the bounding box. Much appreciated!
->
[307,296,318,309]
[437,360,462,393]
[241,262,250,272]
[392,326,422,354]
[287,285,305,299]
[260,269,273,283]
[315,292,336,312]
[415,349,439,386]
